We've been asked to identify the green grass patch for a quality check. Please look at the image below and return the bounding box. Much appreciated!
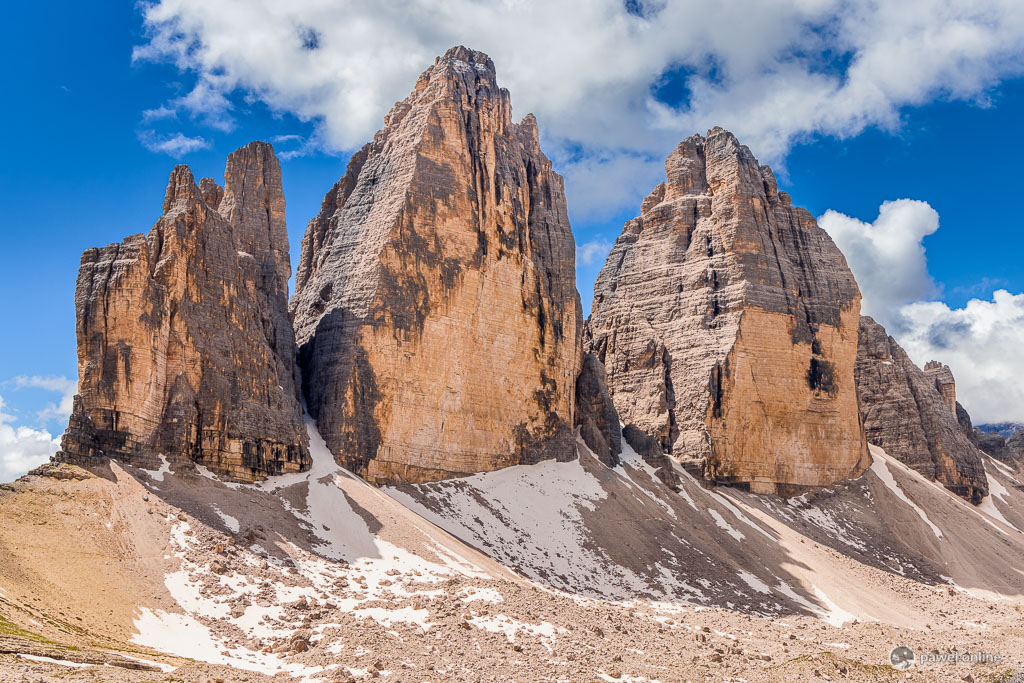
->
[0,611,53,644]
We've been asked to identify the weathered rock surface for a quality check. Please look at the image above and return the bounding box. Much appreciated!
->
[961,408,1024,467]
[923,361,957,415]
[588,128,868,495]
[58,142,310,480]
[291,47,581,484]
[575,352,621,467]
[854,316,987,502]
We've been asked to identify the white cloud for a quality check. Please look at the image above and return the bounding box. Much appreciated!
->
[141,104,178,123]
[899,291,1024,423]
[11,375,76,425]
[821,199,1023,423]
[576,239,614,268]
[819,199,940,332]
[132,0,1024,215]
[0,396,61,484]
[138,129,211,156]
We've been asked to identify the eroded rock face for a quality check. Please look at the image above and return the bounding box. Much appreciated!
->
[291,47,581,484]
[854,316,987,503]
[575,352,621,468]
[588,128,868,495]
[961,407,1024,467]
[923,361,957,415]
[58,142,310,480]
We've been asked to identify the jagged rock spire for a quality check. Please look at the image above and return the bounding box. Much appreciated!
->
[291,46,582,484]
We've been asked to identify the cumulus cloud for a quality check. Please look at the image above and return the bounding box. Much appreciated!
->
[899,291,1024,423]
[138,129,211,156]
[11,375,76,425]
[821,199,1023,423]
[576,239,614,268]
[132,0,1024,215]
[819,199,940,332]
[141,104,178,123]
[0,396,60,484]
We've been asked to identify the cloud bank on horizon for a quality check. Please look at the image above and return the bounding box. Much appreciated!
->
[820,202,1024,424]
[120,0,1024,426]
[0,376,75,483]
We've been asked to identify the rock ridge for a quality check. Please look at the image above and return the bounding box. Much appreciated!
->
[854,316,987,502]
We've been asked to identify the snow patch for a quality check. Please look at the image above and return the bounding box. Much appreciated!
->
[708,509,744,541]
[139,454,172,482]
[736,570,771,594]
[812,585,856,627]
[980,460,1021,533]
[17,654,92,668]
[212,505,240,534]
[869,445,943,539]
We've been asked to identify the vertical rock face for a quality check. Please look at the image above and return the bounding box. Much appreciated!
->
[588,128,868,495]
[854,316,987,503]
[58,142,310,481]
[923,361,957,415]
[575,352,622,467]
[291,47,581,484]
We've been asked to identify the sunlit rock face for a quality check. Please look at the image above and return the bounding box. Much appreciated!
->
[588,128,868,495]
[58,142,310,481]
[291,47,581,484]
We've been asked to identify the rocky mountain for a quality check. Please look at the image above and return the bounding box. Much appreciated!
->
[57,142,310,481]
[587,129,868,495]
[961,410,1024,466]
[854,316,987,502]
[976,422,1024,439]
[290,47,581,484]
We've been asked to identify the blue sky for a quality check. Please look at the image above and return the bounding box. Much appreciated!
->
[2,0,1023,479]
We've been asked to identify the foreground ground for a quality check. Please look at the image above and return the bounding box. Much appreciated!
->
[2,422,1023,682]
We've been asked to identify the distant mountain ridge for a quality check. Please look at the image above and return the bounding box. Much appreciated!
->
[977,422,1024,439]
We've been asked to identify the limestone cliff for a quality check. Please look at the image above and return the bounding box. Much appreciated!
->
[291,47,581,484]
[58,142,310,480]
[588,128,868,495]
[854,316,987,502]
[575,352,622,468]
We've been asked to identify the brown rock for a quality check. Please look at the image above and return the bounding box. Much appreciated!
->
[923,360,957,415]
[588,128,868,494]
[854,316,987,502]
[57,142,310,481]
[291,47,581,484]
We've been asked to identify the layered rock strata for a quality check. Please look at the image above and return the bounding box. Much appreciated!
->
[588,128,869,495]
[291,47,581,484]
[923,361,957,415]
[58,142,310,480]
[854,316,987,502]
